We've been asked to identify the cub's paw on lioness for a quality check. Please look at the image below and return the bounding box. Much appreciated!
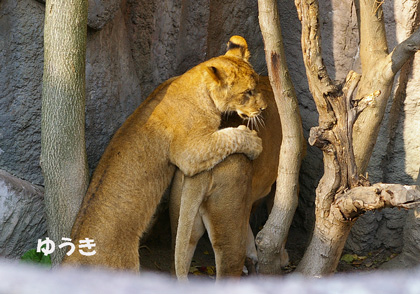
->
[61,36,265,271]
[217,125,262,160]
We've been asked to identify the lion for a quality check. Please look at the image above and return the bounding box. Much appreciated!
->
[169,38,284,280]
[62,36,266,271]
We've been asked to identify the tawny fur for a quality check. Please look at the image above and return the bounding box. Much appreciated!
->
[62,36,266,271]
[170,75,283,280]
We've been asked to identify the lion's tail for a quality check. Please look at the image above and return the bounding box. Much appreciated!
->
[172,171,212,281]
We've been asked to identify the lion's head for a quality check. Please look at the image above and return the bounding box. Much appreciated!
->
[204,36,266,124]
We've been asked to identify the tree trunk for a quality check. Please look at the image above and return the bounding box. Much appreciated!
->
[256,0,305,274]
[41,0,89,266]
[294,0,420,276]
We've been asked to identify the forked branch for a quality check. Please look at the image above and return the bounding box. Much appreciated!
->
[295,0,420,276]
[335,184,420,220]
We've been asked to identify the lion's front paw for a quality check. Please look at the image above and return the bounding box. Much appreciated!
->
[237,125,262,160]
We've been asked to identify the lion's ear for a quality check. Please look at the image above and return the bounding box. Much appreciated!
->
[225,35,251,62]
[206,66,224,85]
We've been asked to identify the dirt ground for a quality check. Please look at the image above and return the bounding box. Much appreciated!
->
[139,205,400,279]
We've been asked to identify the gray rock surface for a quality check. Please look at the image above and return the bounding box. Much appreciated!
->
[85,7,143,173]
[381,207,420,269]
[87,0,121,30]
[0,170,46,258]
[0,0,45,185]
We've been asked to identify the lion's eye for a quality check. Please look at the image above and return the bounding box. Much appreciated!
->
[245,90,254,96]
[241,95,250,105]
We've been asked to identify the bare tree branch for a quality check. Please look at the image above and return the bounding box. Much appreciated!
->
[388,27,420,78]
[335,184,420,220]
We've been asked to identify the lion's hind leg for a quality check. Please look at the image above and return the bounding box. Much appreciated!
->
[201,155,253,279]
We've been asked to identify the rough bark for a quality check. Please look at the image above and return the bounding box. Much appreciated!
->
[256,0,305,274]
[294,0,420,276]
[41,0,89,266]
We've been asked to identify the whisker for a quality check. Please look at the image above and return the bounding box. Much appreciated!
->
[241,114,266,132]
[257,115,265,128]
[222,112,227,121]
[253,115,262,131]
[248,117,256,132]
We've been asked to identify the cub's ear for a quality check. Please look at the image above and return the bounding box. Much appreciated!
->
[206,66,223,85]
[225,35,251,62]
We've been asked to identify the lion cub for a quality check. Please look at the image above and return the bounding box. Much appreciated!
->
[170,38,283,280]
[62,36,265,271]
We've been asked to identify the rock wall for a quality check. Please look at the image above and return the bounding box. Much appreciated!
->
[0,0,419,257]
[0,170,46,258]
[0,0,45,185]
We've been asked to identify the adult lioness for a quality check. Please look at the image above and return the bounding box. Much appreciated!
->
[169,38,283,280]
[62,36,265,271]
[170,75,282,280]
